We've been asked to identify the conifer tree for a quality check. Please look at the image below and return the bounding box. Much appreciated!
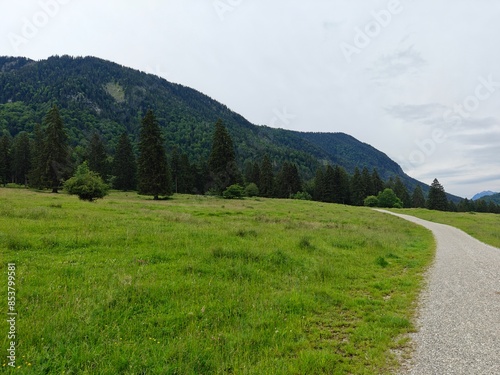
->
[251,162,261,188]
[371,168,384,196]
[427,178,448,211]
[41,105,69,193]
[86,132,109,179]
[208,119,241,193]
[411,185,426,208]
[11,131,31,186]
[259,154,274,197]
[323,165,336,202]
[0,134,12,186]
[112,133,137,191]
[333,165,350,204]
[361,167,372,199]
[350,167,365,206]
[28,123,45,189]
[314,166,326,201]
[137,110,171,200]
[276,162,302,198]
[393,176,411,208]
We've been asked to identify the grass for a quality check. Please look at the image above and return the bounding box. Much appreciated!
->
[0,189,435,374]
[392,208,500,248]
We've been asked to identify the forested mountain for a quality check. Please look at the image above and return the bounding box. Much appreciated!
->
[0,55,459,199]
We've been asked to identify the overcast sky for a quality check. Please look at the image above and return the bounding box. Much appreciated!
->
[1,0,500,198]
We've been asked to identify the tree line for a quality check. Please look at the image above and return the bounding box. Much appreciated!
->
[1,105,499,213]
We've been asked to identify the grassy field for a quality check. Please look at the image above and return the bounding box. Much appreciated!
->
[393,208,500,249]
[1,189,435,374]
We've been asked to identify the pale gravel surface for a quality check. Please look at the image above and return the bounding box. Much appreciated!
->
[374,210,500,375]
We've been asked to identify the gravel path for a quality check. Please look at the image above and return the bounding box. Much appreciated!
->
[374,210,500,375]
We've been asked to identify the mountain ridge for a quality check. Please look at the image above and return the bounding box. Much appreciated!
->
[0,55,462,201]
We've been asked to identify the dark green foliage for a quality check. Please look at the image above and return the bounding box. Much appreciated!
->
[411,185,426,208]
[332,165,351,204]
[11,131,31,185]
[0,133,12,186]
[371,169,384,196]
[41,105,70,193]
[28,123,45,189]
[313,166,326,201]
[137,110,171,200]
[86,132,109,179]
[427,178,448,211]
[292,191,312,200]
[112,133,137,191]
[64,161,109,201]
[394,176,411,208]
[350,167,365,206]
[208,119,242,194]
[276,162,302,198]
[259,154,275,197]
[223,184,244,199]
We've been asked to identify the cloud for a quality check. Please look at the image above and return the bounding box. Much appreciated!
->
[369,44,427,82]
[385,103,446,123]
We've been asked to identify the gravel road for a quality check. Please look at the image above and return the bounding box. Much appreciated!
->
[374,210,500,375]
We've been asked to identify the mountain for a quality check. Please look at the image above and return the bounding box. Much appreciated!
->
[0,55,461,200]
[471,191,497,201]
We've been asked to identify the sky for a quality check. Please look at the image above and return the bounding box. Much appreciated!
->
[1,0,500,198]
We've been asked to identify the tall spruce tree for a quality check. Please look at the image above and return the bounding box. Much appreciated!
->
[276,162,302,198]
[137,110,171,200]
[411,185,426,208]
[12,131,31,186]
[28,123,45,189]
[350,167,365,206]
[427,178,448,211]
[112,133,137,191]
[314,166,326,201]
[208,119,241,193]
[393,176,411,208]
[371,168,384,196]
[41,105,69,193]
[86,132,109,179]
[333,165,351,204]
[259,154,274,197]
[0,134,12,186]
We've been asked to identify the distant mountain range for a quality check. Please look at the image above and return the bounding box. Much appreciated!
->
[471,191,498,201]
[0,55,462,201]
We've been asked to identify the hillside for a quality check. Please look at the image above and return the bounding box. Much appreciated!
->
[480,193,500,205]
[0,55,457,198]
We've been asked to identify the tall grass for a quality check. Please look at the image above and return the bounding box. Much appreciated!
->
[1,190,434,374]
[393,208,500,248]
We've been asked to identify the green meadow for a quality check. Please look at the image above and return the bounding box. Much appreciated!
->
[1,189,435,374]
[394,208,500,249]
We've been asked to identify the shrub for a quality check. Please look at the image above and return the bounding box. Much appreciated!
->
[223,184,244,199]
[244,183,259,197]
[64,162,109,202]
[292,191,312,200]
[364,195,378,207]
[376,188,403,209]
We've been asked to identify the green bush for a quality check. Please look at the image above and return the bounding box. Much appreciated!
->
[376,188,403,208]
[292,191,312,200]
[64,162,109,202]
[364,195,378,207]
[244,183,259,197]
[223,184,244,199]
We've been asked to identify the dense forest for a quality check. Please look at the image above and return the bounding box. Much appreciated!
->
[1,103,498,213]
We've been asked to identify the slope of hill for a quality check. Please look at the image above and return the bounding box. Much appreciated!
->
[480,193,500,205]
[471,191,497,201]
[0,55,459,199]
